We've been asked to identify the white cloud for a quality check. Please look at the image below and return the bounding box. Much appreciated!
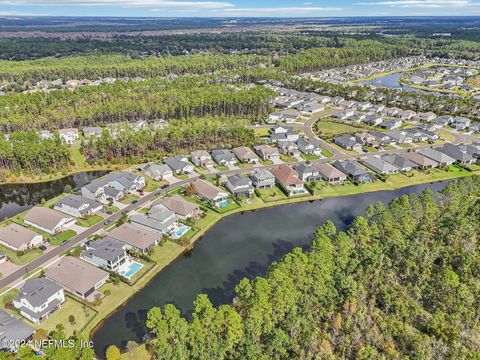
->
[208,6,342,16]
[356,0,480,8]
[0,0,234,8]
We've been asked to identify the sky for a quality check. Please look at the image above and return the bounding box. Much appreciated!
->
[1,0,480,18]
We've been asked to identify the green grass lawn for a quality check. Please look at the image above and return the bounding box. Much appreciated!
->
[398,143,413,148]
[314,119,364,138]
[253,127,271,137]
[321,148,333,158]
[328,142,359,155]
[119,193,140,205]
[143,178,167,192]
[362,146,377,153]
[120,344,150,360]
[437,130,456,142]
[383,145,396,150]
[238,163,253,169]
[41,296,97,336]
[76,215,103,228]
[256,186,288,202]
[301,154,319,161]
[50,229,77,246]
[0,244,43,265]
[260,159,274,166]
[280,154,296,163]
[213,200,241,214]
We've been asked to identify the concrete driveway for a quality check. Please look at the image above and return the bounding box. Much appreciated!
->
[163,175,180,184]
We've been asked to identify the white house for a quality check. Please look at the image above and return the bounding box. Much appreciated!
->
[24,207,76,235]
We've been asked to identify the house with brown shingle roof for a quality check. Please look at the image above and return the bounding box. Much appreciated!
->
[24,206,76,235]
[314,163,347,184]
[270,164,308,196]
[233,147,260,164]
[46,257,109,301]
[253,144,280,161]
[0,224,43,251]
[403,152,439,169]
[107,223,160,253]
[191,179,229,207]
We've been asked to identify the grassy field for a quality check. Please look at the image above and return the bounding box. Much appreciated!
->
[76,215,103,228]
[119,193,140,205]
[50,230,76,246]
[256,186,288,202]
[253,127,270,137]
[314,119,363,138]
[120,344,150,359]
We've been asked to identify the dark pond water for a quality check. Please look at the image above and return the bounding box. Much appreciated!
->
[92,180,450,357]
[362,72,437,95]
[0,171,108,221]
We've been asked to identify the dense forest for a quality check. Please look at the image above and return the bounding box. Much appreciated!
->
[82,117,255,164]
[144,176,480,359]
[0,77,273,132]
[0,131,71,177]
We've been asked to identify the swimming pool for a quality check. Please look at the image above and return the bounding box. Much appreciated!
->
[120,261,144,279]
[217,200,230,207]
[173,225,190,239]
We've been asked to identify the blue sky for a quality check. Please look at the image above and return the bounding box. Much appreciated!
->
[1,0,480,17]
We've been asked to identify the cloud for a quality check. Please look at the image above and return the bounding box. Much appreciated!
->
[356,0,480,7]
[208,6,342,16]
[0,0,234,8]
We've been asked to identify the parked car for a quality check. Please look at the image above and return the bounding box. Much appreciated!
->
[105,210,113,215]
[104,219,112,225]
[131,200,139,204]
[39,245,47,251]
[60,240,69,246]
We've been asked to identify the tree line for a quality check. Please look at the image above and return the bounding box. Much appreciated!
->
[143,177,480,359]
[82,117,255,164]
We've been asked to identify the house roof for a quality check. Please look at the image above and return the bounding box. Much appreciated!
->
[0,309,35,349]
[212,149,236,162]
[362,157,398,174]
[381,154,416,170]
[191,150,211,158]
[83,237,125,262]
[437,144,474,163]
[254,144,279,157]
[142,163,172,178]
[108,223,159,251]
[191,179,226,200]
[15,278,62,308]
[164,156,190,171]
[314,163,347,179]
[24,207,72,232]
[131,204,177,233]
[46,257,109,295]
[55,195,101,215]
[250,169,275,182]
[293,163,317,177]
[226,173,252,188]
[0,224,40,249]
[418,148,456,163]
[334,160,368,176]
[270,164,303,186]
[155,194,199,217]
[403,152,438,167]
[233,147,258,161]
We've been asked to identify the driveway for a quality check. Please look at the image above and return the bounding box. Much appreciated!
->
[163,174,180,184]
[0,261,20,278]
[272,157,284,165]
[227,164,239,170]
[206,165,217,173]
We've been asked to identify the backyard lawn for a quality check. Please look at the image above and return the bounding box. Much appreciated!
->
[256,186,288,202]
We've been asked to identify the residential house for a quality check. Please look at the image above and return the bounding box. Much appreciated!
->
[314,163,347,184]
[190,179,229,207]
[254,145,280,161]
[141,163,173,181]
[385,130,413,144]
[381,154,417,172]
[0,309,35,351]
[293,163,321,182]
[37,130,55,140]
[418,148,456,166]
[250,169,275,189]
[155,194,202,220]
[333,160,374,183]
[463,143,480,159]
[191,150,214,168]
[82,171,145,203]
[82,127,103,139]
[58,128,79,145]
[279,109,301,123]
[13,278,65,324]
[433,115,453,128]
[268,112,282,123]
[233,147,260,164]
[108,223,160,253]
[0,224,43,252]
[416,112,437,122]
[270,164,307,196]
[164,156,194,174]
[437,144,476,165]
[277,141,300,157]
[452,116,471,130]
[362,156,399,175]
[24,207,75,235]
[297,138,321,156]
[212,149,237,166]
[81,237,127,272]
[301,102,325,114]
[364,114,383,126]
[54,194,102,218]
[403,152,439,169]
[333,135,363,151]
[46,257,109,300]
[225,174,254,198]
[379,119,402,130]
[131,204,178,236]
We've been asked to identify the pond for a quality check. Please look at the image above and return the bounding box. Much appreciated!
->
[362,72,438,95]
[92,180,450,357]
[0,171,108,222]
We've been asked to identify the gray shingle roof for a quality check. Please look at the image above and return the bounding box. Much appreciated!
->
[15,278,62,308]
[0,309,35,349]
[83,237,125,262]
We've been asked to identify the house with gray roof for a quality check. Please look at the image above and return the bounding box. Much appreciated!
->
[164,156,194,174]
[297,138,322,156]
[0,224,43,251]
[154,194,202,220]
[333,160,374,183]
[403,152,439,169]
[54,194,102,218]
[225,173,254,198]
[82,126,103,139]
[254,144,280,161]
[0,309,35,351]
[278,141,300,156]
[333,135,362,151]
[362,156,399,175]
[381,154,417,172]
[463,143,480,159]
[130,204,179,236]
[212,149,238,166]
[141,163,173,181]
[233,147,260,164]
[452,116,471,130]
[81,237,127,273]
[418,148,456,166]
[108,223,160,253]
[250,169,275,189]
[385,130,413,144]
[437,144,476,164]
[293,163,321,182]
[191,150,213,168]
[13,278,65,324]
[81,171,145,203]
[314,163,347,184]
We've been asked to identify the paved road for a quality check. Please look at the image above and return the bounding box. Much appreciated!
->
[0,121,473,290]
